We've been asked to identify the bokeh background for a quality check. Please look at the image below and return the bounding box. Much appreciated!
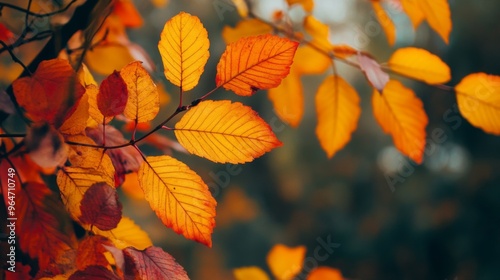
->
[121,1,500,279]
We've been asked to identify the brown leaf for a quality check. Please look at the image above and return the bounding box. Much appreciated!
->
[69,266,120,280]
[123,246,189,280]
[25,122,69,169]
[79,182,123,230]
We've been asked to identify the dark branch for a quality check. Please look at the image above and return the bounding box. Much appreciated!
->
[0,0,78,18]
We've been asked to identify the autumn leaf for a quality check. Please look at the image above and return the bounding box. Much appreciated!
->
[97,71,128,118]
[59,94,90,135]
[113,0,143,28]
[416,0,452,44]
[234,267,270,280]
[79,183,122,231]
[222,18,273,44]
[216,34,298,96]
[175,100,282,163]
[17,182,77,271]
[401,0,425,28]
[123,246,189,280]
[120,61,160,123]
[371,0,396,45]
[455,73,500,135]
[304,16,332,51]
[293,45,331,75]
[372,80,428,163]
[316,76,361,158]
[307,267,344,280]
[268,70,304,127]
[69,266,120,280]
[358,54,389,91]
[138,155,217,246]
[91,216,152,250]
[388,47,451,84]
[76,235,112,270]
[287,0,314,12]
[231,0,249,18]
[267,244,306,280]
[25,122,69,169]
[13,59,85,127]
[0,23,14,41]
[85,84,111,126]
[159,12,210,91]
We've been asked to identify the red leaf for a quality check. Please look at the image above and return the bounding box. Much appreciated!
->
[97,71,128,117]
[76,235,112,270]
[79,183,123,230]
[0,23,14,41]
[69,266,120,280]
[123,246,189,280]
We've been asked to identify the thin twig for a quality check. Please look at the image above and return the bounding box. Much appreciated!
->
[0,0,78,18]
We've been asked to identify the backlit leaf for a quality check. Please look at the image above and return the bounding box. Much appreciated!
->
[113,0,143,28]
[76,235,112,270]
[222,19,273,44]
[455,73,500,135]
[316,76,361,158]
[304,16,332,51]
[418,0,452,44]
[216,34,298,96]
[267,244,306,280]
[159,12,210,91]
[388,47,451,84]
[79,183,122,231]
[121,61,160,123]
[175,100,282,163]
[97,71,128,117]
[372,0,396,46]
[294,45,331,75]
[85,85,112,127]
[307,267,344,280]
[59,94,89,135]
[86,44,135,76]
[123,246,188,279]
[138,156,217,246]
[234,267,270,280]
[13,59,85,127]
[372,80,428,163]
[268,71,304,127]
[91,217,152,250]
[401,0,425,28]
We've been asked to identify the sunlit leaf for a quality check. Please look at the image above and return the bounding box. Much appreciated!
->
[268,71,304,127]
[371,0,396,46]
[138,156,217,246]
[113,0,143,28]
[91,217,152,250]
[401,0,425,28]
[79,183,122,231]
[222,19,272,44]
[455,73,500,135]
[234,267,270,280]
[76,235,112,270]
[267,244,306,280]
[304,16,331,51]
[372,80,428,163]
[316,76,361,158]
[158,12,210,91]
[418,0,452,43]
[287,0,314,12]
[97,71,128,118]
[59,94,90,135]
[294,45,331,75]
[123,246,189,279]
[121,61,160,123]
[216,34,298,96]
[86,44,135,76]
[388,47,451,84]
[307,267,344,280]
[175,100,282,163]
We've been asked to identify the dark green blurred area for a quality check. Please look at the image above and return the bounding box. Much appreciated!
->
[123,1,500,279]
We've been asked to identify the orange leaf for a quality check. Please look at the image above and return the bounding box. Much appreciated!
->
[222,19,273,44]
[401,0,425,28]
[216,34,298,96]
[59,94,89,135]
[234,267,270,280]
[13,59,85,127]
[231,0,249,18]
[138,156,217,247]
[120,61,160,123]
[307,267,344,280]
[287,0,314,12]
[268,70,304,127]
[69,266,120,280]
[418,0,452,44]
[175,100,282,163]
[294,45,331,75]
[158,12,210,91]
[371,0,396,46]
[86,44,135,76]
[372,80,428,163]
[123,246,188,279]
[76,235,112,270]
[267,244,306,280]
[113,0,143,28]
[79,183,122,231]
[97,71,128,117]
[304,16,332,51]
[455,73,500,135]
[91,216,152,250]
[85,84,112,126]
[388,47,451,84]
[316,76,361,158]
[17,182,77,271]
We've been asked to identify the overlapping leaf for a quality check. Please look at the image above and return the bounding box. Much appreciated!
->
[97,71,128,117]
[222,19,273,44]
[388,47,451,85]
[91,216,152,250]
[159,12,210,91]
[175,100,282,163]
[268,70,303,127]
[216,34,298,96]
[79,183,122,231]
[401,0,452,43]
[76,235,112,270]
[316,76,361,158]
[123,246,189,280]
[138,156,217,247]
[455,73,500,135]
[372,80,428,163]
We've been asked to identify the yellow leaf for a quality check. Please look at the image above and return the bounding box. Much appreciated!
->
[287,0,314,12]
[388,47,451,84]
[175,100,282,163]
[222,19,273,44]
[231,0,249,18]
[372,80,428,163]
[78,63,97,86]
[86,44,135,75]
[216,34,298,96]
[66,135,107,169]
[401,0,425,28]
[307,267,344,280]
[56,156,115,220]
[158,12,210,91]
[418,0,452,44]
[151,0,169,8]
[267,244,306,280]
[294,45,331,75]
[121,61,160,123]
[138,156,217,247]
[91,216,152,250]
[234,267,270,280]
[268,70,304,127]
[455,73,500,135]
[86,84,112,127]
[121,172,145,200]
[372,1,396,46]
[316,76,361,158]
[304,16,332,51]
[59,94,90,135]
